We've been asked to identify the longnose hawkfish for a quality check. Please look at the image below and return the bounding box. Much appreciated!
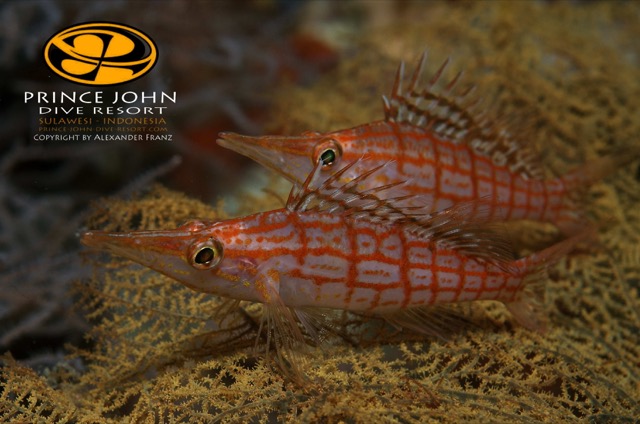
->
[218,52,636,234]
[82,158,589,379]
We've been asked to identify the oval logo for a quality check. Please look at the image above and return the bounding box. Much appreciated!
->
[44,22,157,86]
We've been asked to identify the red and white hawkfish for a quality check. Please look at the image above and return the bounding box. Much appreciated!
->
[218,52,635,234]
[82,159,588,378]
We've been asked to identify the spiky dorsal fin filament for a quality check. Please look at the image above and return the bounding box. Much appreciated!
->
[383,50,544,180]
[288,158,516,271]
[410,51,429,92]
[392,60,405,98]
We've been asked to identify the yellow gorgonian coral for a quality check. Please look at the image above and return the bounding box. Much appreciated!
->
[2,2,640,422]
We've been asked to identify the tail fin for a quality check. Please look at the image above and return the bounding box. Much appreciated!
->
[561,145,639,192]
[555,146,639,234]
[505,228,597,332]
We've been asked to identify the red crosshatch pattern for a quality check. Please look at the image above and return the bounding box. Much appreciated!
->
[218,118,572,232]
[216,53,625,236]
[215,209,526,313]
[331,121,568,224]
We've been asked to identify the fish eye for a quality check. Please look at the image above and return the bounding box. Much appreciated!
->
[188,239,223,270]
[320,148,336,166]
[195,247,214,264]
[313,138,342,169]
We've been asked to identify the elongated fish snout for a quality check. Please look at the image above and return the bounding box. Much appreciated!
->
[217,132,284,170]
[80,230,149,262]
[216,132,255,147]
[80,226,267,300]
[217,132,289,167]
[216,132,273,155]
[80,228,193,263]
[81,230,124,249]
[216,132,317,184]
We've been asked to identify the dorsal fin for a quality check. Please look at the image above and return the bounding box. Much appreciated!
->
[383,51,544,180]
[287,156,429,228]
[287,158,516,271]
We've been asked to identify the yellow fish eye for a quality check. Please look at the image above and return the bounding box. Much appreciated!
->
[188,239,223,269]
[313,138,343,169]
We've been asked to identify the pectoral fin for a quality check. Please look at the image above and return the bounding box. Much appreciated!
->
[254,265,310,383]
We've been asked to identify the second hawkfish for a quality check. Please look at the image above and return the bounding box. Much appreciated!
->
[218,52,637,234]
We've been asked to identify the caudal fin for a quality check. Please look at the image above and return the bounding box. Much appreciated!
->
[505,228,597,332]
[554,145,639,234]
[562,145,639,192]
